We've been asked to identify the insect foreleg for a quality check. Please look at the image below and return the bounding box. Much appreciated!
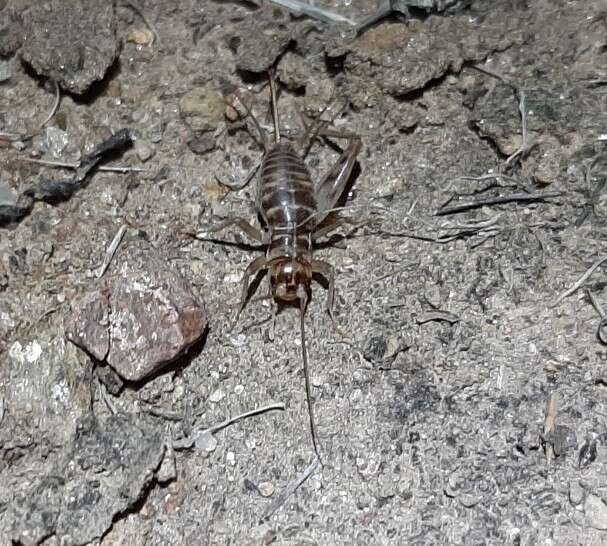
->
[233,255,270,326]
[311,259,335,322]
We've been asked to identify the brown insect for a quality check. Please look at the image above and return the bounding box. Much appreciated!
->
[209,74,361,462]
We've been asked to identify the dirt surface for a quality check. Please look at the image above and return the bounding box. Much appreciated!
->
[1,0,607,544]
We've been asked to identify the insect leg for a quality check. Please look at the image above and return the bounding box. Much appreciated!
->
[228,92,270,153]
[233,255,269,326]
[203,217,265,243]
[315,136,362,226]
[312,216,360,242]
[311,259,335,322]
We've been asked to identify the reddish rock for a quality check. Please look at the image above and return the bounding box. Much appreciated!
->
[67,240,206,381]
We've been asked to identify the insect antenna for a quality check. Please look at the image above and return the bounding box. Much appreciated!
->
[268,69,281,143]
[299,291,323,464]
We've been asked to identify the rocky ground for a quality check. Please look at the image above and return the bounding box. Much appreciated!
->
[1,0,607,544]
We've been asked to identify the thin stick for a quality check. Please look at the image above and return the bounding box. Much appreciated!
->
[96,225,127,278]
[300,293,322,464]
[550,256,607,307]
[261,457,320,520]
[586,288,605,318]
[268,70,280,144]
[543,392,558,464]
[208,402,285,434]
[470,65,516,87]
[435,191,561,216]
[21,157,146,173]
[172,403,285,450]
[39,80,61,128]
[505,90,528,166]
[267,0,355,25]
[551,255,607,307]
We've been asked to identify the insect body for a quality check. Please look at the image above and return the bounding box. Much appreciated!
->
[209,75,361,462]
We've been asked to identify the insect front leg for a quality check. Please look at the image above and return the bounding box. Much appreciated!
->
[311,259,336,323]
[233,255,269,327]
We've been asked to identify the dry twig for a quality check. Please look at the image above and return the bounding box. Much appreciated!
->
[543,392,558,465]
[96,225,127,278]
[21,157,146,173]
[39,80,61,128]
[436,191,561,216]
[172,403,285,450]
[551,255,607,307]
[261,457,321,520]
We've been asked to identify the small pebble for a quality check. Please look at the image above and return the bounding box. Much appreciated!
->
[569,480,584,506]
[226,451,236,465]
[209,389,225,403]
[258,482,274,497]
[134,139,154,162]
[0,58,12,82]
[224,272,241,284]
[585,494,607,530]
[127,27,154,45]
[234,384,244,395]
[157,450,177,483]
[195,432,217,454]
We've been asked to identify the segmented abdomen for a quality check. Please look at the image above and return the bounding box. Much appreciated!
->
[258,142,317,231]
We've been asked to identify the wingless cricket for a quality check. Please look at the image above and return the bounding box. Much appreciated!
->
[207,74,361,463]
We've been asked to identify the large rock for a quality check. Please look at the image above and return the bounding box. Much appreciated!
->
[232,10,291,73]
[66,239,207,382]
[4,413,164,545]
[326,11,523,106]
[1,333,93,452]
[20,0,119,93]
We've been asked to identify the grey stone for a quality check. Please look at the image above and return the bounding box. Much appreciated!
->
[0,8,23,57]
[180,86,225,155]
[156,447,177,484]
[0,58,12,82]
[569,480,584,506]
[66,240,207,382]
[328,13,523,101]
[258,481,275,497]
[233,12,291,73]
[33,126,69,156]
[277,51,311,91]
[20,0,119,93]
[585,494,607,530]
[0,183,17,207]
[1,333,93,449]
[134,138,155,162]
[3,413,164,545]
[180,88,225,133]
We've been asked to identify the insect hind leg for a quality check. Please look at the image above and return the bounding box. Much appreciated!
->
[314,135,362,226]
